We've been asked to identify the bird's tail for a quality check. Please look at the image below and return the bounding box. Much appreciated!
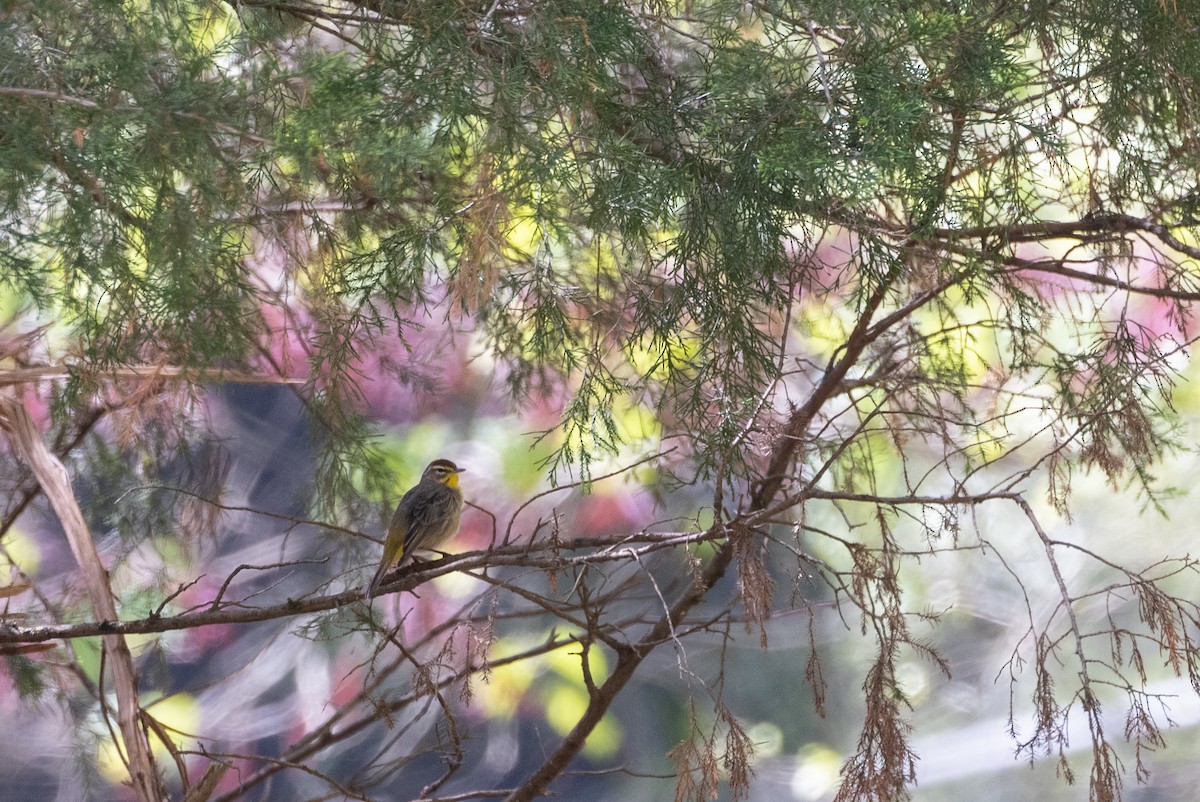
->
[366,560,391,600]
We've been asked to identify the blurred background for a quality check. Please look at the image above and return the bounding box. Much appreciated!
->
[4,322,1199,801]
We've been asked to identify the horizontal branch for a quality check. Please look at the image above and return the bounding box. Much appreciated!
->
[0,532,722,645]
[803,488,1018,506]
[0,364,305,387]
[0,85,273,145]
[1006,257,1200,301]
[0,85,100,109]
[929,212,1200,262]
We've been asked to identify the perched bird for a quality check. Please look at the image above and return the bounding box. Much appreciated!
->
[366,458,464,599]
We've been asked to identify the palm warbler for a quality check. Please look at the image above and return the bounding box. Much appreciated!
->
[366,458,464,599]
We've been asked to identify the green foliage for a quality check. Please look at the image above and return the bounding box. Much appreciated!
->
[5,1,1200,801]
[8,0,1185,483]
[2,653,47,700]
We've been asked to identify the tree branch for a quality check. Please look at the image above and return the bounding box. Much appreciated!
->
[929,213,1200,263]
[0,395,166,802]
[0,364,305,387]
[503,266,907,800]
[0,533,722,646]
